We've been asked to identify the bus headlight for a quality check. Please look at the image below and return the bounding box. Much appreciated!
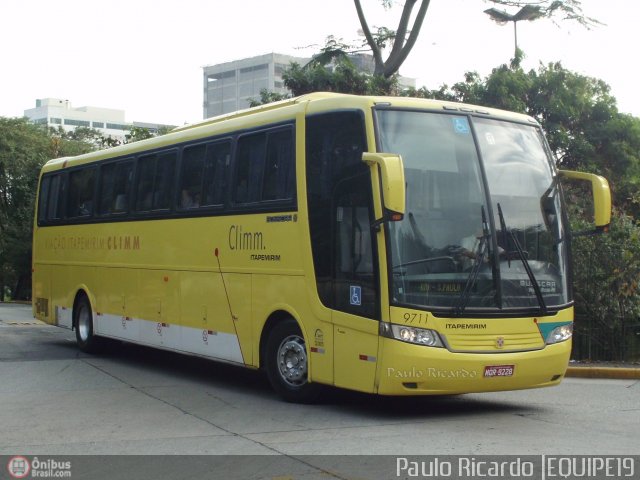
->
[546,324,573,344]
[383,323,444,347]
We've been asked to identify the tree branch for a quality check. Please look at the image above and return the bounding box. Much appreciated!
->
[384,0,431,77]
[354,0,385,74]
[387,0,417,62]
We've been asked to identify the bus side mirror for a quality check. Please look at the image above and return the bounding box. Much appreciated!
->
[362,152,406,222]
[559,169,611,232]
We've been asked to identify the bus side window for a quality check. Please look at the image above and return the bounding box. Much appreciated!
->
[68,168,96,218]
[99,160,133,215]
[136,154,155,211]
[202,141,230,207]
[154,152,176,210]
[234,133,266,204]
[233,127,294,205]
[263,128,294,201]
[180,144,206,209]
[46,174,64,221]
[113,162,133,213]
[37,176,51,224]
[135,151,176,212]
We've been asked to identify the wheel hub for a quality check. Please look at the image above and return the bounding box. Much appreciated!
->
[277,335,307,386]
[77,305,90,342]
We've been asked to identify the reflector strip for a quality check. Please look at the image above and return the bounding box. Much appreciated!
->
[359,354,377,362]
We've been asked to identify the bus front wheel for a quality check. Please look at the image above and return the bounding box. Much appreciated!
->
[265,318,321,403]
[74,294,102,353]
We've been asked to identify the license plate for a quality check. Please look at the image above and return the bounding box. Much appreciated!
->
[484,365,515,377]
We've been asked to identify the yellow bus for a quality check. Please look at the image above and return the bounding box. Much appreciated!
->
[32,93,611,402]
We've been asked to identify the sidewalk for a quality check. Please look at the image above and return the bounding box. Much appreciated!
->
[565,361,640,380]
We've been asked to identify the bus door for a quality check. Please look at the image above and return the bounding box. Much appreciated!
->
[331,173,381,393]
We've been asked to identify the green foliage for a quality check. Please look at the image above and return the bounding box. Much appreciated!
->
[48,126,100,157]
[572,212,640,319]
[487,0,601,29]
[0,118,50,300]
[248,89,290,108]
[0,118,99,300]
[0,119,171,300]
[570,210,640,360]
[283,59,398,97]
[124,126,154,144]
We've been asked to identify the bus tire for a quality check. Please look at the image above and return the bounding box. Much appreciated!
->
[265,318,321,403]
[74,294,102,353]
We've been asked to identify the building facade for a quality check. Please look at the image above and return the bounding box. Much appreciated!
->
[203,53,309,118]
[203,52,416,119]
[24,98,173,141]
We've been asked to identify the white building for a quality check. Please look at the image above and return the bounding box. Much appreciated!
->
[24,98,173,141]
[203,53,309,118]
[203,52,416,119]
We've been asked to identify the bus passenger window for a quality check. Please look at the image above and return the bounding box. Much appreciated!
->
[37,176,51,223]
[46,174,64,221]
[263,129,293,201]
[154,152,176,210]
[68,168,96,218]
[234,133,266,204]
[180,144,206,209]
[99,161,133,215]
[135,151,176,212]
[136,155,155,211]
[202,141,230,207]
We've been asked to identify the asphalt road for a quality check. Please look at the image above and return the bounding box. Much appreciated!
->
[0,302,638,478]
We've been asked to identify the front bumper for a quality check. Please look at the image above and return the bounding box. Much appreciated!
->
[376,337,571,395]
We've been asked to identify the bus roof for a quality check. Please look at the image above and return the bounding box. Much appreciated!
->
[41,92,538,172]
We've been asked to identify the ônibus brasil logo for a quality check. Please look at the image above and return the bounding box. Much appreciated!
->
[7,456,30,479]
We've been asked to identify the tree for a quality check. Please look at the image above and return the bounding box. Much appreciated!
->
[355,0,432,78]
[48,126,102,156]
[0,118,50,300]
[569,210,640,360]
[124,126,154,144]
[0,118,100,301]
[352,0,596,79]
[250,1,597,105]
[283,56,398,97]
[248,89,290,108]
[487,0,600,28]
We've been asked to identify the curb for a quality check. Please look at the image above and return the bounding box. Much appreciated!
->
[565,367,640,380]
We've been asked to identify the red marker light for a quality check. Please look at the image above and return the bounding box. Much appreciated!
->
[215,248,219,257]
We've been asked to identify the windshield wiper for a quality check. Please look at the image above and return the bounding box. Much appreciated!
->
[454,206,491,316]
[497,203,548,315]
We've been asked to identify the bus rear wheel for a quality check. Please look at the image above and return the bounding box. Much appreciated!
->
[265,318,321,403]
[74,294,102,353]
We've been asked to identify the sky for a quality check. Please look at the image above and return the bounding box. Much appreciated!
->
[1,0,637,126]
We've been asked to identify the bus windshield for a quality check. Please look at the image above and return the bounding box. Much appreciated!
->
[377,109,570,314]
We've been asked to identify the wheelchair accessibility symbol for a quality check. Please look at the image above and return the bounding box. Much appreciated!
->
[350,286,362,306]
[452,117,470,134]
